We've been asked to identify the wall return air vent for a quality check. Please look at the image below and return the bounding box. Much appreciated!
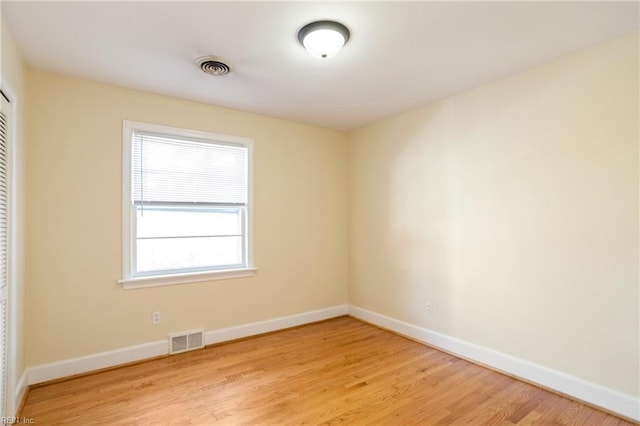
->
[169,329,204,354]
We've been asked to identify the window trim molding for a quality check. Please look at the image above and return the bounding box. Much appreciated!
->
[118,267,258,290]
[120,120,256,289]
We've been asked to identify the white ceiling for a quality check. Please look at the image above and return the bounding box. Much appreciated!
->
[2,1,638,130]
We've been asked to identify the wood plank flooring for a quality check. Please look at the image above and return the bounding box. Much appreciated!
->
[20,316,633,425]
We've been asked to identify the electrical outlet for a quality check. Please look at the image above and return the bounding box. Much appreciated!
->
[426,303,433,315]
[152,311,161,325]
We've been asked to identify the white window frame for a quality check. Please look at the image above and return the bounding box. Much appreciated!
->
[119,121,256,290]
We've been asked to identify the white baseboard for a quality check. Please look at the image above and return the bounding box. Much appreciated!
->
[348,305,640,422]
[13,370,28,415]
[25,305,349,387]
[26,339,168,385]
[205,305,349,345]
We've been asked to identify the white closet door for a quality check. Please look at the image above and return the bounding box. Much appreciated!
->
[0,91,10,417]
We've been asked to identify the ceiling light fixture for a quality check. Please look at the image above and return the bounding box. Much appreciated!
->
[298,20,350,59]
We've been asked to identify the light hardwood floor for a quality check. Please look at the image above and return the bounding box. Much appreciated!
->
[20,316,633,425]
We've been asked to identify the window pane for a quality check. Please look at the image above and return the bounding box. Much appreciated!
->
[136,236,243,273]
[136,206,242,239]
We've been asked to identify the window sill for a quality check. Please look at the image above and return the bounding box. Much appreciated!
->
[118,267,258,290]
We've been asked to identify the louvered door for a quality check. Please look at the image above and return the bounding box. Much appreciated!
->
[0,92,10,417]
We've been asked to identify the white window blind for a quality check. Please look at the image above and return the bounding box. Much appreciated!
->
[132,132,248,206]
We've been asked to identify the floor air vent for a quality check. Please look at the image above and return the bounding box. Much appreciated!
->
[169,329,204,354]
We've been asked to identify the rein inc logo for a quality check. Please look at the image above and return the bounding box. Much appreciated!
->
[2,418,34,424]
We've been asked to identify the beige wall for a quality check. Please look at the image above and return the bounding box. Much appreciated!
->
[25,70,348,365]
[1,13,27,412]
[348,33,639,397]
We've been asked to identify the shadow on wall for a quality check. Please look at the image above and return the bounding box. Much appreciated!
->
[387,103,455,333]
[386,81,556,341]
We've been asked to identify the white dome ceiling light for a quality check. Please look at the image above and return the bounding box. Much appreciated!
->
[298,20,350,59]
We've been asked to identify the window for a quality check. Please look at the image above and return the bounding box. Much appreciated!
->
[120,121,255,289]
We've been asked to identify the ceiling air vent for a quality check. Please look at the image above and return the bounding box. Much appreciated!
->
[196,56,231,76]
